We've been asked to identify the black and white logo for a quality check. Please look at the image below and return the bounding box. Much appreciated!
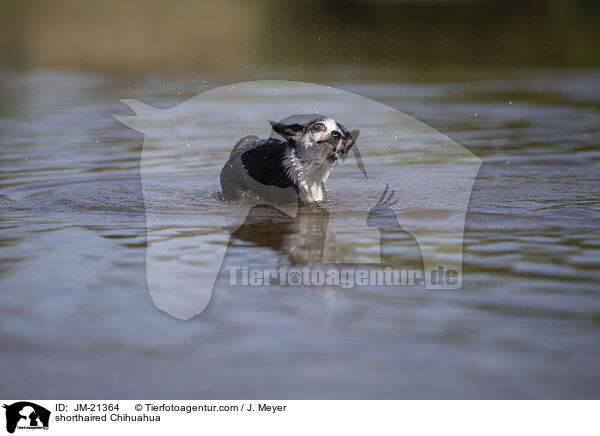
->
[3,402,50,434]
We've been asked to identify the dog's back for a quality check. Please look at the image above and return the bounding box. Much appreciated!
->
[230,135,259,156]
[220,136,296,202]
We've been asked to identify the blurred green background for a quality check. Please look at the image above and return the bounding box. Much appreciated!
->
[1,0,599,71]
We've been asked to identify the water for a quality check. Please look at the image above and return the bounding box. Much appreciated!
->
[1,66,599,398]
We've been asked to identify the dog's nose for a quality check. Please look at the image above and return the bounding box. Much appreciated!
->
[331,130,341,139]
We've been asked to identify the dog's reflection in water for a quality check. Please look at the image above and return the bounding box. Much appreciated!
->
[223,187,424,271]
[228,203,329,265]
[209,203,329,311]
[210,196,425,312]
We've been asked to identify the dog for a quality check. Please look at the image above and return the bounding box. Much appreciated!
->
[220,115,359,203]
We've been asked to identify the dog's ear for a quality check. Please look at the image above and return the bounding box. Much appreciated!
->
[269,121,305,143]
[341,129,360,153]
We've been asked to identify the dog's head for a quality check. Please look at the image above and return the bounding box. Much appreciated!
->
[270,117,360,164]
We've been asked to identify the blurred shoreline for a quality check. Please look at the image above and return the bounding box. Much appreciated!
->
[1,0,599,71]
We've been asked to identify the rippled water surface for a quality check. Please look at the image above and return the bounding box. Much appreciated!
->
[1,67,599,398]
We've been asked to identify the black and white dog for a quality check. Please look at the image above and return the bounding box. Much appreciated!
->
[220,115,359,203]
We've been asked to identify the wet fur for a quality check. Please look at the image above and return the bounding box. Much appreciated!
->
[220,117,359,203]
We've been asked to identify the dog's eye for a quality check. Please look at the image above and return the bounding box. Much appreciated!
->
[312,123,326,132]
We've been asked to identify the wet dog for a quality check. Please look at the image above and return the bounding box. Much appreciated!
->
[220,115,359,203]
